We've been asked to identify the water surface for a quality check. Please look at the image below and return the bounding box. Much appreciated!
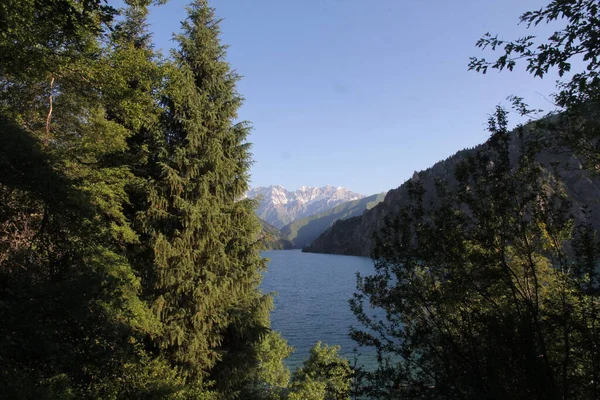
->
[261,249,378,370]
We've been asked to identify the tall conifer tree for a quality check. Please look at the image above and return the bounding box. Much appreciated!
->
[0,0,292,397]
[142,1,279,395]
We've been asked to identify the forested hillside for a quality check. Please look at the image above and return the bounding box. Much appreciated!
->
[305,128,600,256]
[280,192,385,249]
[259,219,294,250]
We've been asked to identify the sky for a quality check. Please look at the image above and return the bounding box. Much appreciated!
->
[121,0,566,195]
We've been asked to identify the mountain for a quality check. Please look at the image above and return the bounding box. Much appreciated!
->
[257,219,293,250]
[304,123,600,256]
[246,185,364,228]
[280,192,387,249]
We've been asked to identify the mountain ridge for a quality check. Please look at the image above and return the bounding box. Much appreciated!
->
[246,185,364,228]
[280,192,387,248]
[304,122,600,256]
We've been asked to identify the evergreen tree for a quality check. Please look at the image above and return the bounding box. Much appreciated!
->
[0,0,294,397]
[139,1,287,396]
[0,1,197,397]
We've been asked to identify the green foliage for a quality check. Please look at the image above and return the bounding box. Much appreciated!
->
[240,331,294,400]
[0,0,292,398]
[131,4,277,395]
[287,380,328,400]
[0,0,116,80]
[0,0,190,394]
[469,0,599,108]
[350,3,600,397]
[469,0,600,172]
[0,80,179,400]
[287,342,353,400]
[351,106,600,399]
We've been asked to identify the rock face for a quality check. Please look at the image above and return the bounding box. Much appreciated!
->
[305,125,600,257]
[246,185,364,228]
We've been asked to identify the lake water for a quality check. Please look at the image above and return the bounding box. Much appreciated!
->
[261,249,378,371]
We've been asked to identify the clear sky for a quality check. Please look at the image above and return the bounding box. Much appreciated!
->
[127,0,563,195]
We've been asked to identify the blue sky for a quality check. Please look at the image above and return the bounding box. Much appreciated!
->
[130,0,562,195]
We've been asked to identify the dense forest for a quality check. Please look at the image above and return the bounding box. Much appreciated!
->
[0,1,351,399]
[1,0,600,399]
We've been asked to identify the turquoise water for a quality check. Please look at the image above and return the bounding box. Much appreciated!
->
[261,249,379,371]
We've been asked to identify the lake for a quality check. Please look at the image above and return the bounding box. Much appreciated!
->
[261,249,379,371]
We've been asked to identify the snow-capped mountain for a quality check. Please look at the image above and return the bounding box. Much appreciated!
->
[246,185,364,228]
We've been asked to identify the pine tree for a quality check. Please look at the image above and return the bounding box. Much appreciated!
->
[1,1,293,397]
[140,1,282,395]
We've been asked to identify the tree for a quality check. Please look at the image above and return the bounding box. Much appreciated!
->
[0,0,116,80]
[0,0,184,395]
[0,1,219,397]
[468,5,600,394]
[287,342,354,400]
[0,0,292,397]
[350,106,600,399]
[349,2,600,398]
[469,0,600,172]
[137,1,288,396]
[469,0,599,108]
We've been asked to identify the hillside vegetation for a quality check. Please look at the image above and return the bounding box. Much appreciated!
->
[305,123,600,256]
[281,192,386,248]
[346,0,600,397]
[259,219,294,250]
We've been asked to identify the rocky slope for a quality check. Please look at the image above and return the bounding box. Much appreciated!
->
[246,185,364,228]
[305,125,600,256]
[280,192,386,249]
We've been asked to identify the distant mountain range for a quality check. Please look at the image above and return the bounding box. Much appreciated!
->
[279,192,386,249]
[246,185,364,229]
